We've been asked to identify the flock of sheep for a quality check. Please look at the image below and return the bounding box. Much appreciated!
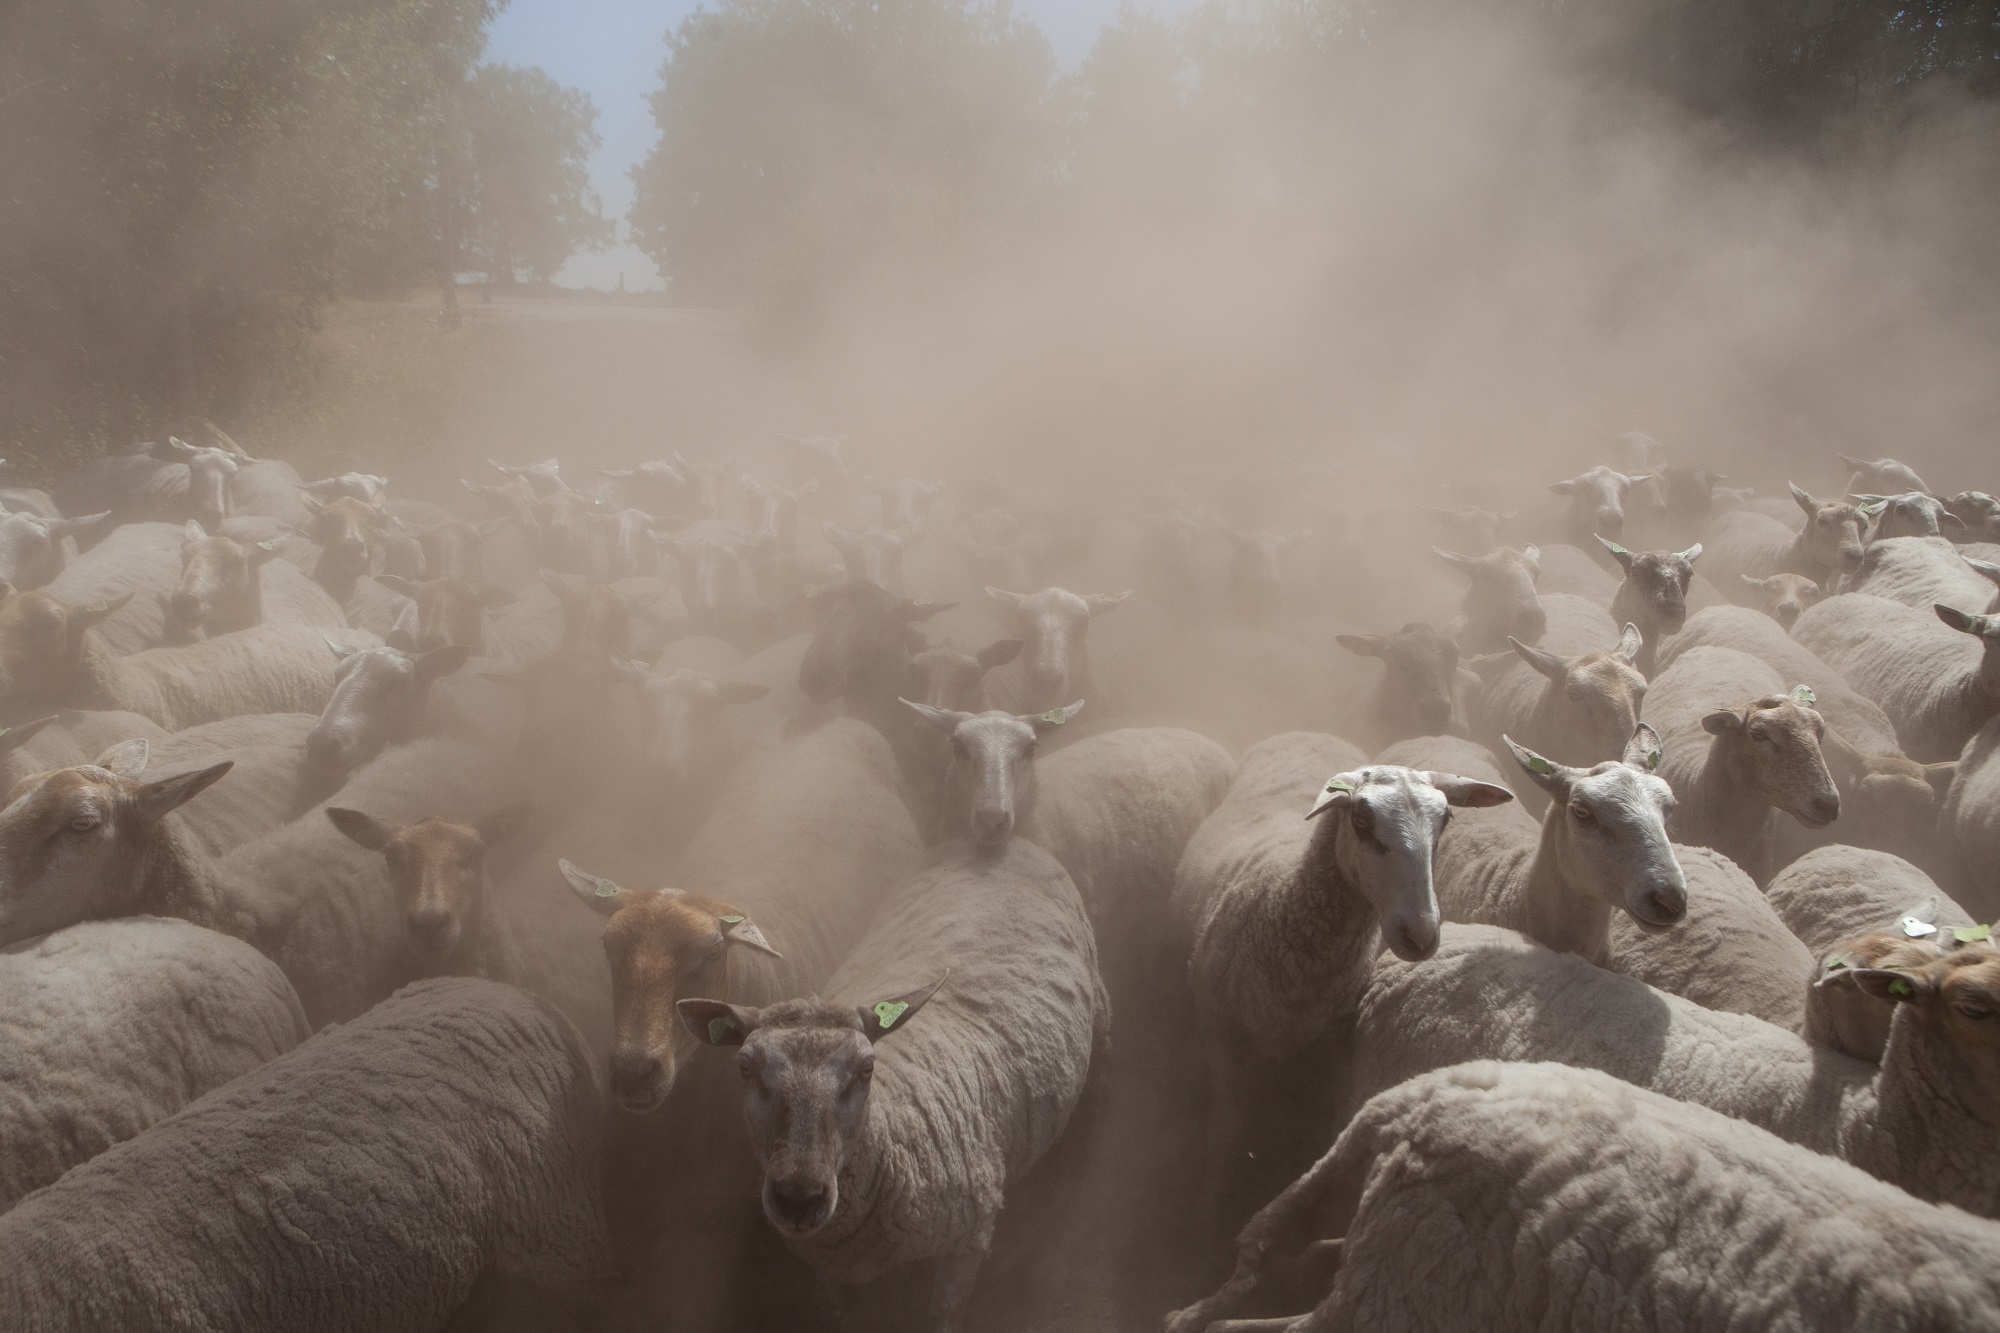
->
[0,425,1997,1332]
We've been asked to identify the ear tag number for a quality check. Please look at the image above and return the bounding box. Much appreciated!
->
[1041,708,1068,725]
[874,1000,909,1031]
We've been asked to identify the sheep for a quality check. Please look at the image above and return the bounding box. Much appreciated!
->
[1704,483,1869,591]
[1793,593,2000,761]
[1942,715,2000,920]
[1945,491,2000,544]
[611,658,773,854]
[1549,465,1654,542]
[1422,505,1508,554]
[376,573,515,653]
[0,977,611,1330]
[1529,542,1619,605]
[1337,922,2000,1218]
[223,457,312,528]
[0,917,309,1209]
[867,474,942,530]
[742,475,815,552]
[1738,570,1824,628]
[1599,537,1702,674]
[1641,646,1840,883]
[301,641,472,802]
[0,709,169,788]
[902,636,1023,834]
[1657,602,1900,753]
[0,509,103,591]
[1771,723,1957,877]
[1431,545,1545,648]
[673,450,733,517]
[1167,1060,2000,1333]
[1850,534,2000,612]
[36,519,191,655]
[490,455,568,497]
[1170,733,1511,1226]
[1765,845,1977,1060]
[301,470,390,504]
[1473,601,1646,812]
[1335,623,1478,750]
[1219,526,1304,625]
[1840,453,1932,496]
[983,584,1130,715]
[824,520,909,594]
[798,579,956,781]
[675,836,1106,1332]
[659,531,752,639]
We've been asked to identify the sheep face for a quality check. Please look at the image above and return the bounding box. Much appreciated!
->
[326,803,532,958]
[563,865,782,1112]
[170,524,274,641]
[675,982,944,1238]
[534,488,601,574]
[1436,546,1546,644]
[463,476,542,540]
[1339,623,1461,736]
[598,508,662,580]
[1790,485,1869,576]
[986,585,1129,713]
[305,644,471,790]
[1603,540,1701,639]
[302,493,386,578]
[1843,943,2000,1104]
[1838,454,1930,497]
[1509,627,1650,766]
[376,575,510,654]
[1221,527,1302,621]
[902,701,1080,847]
[626,667,769,792]
[418,519,487,583]
[543,571,635,660]
[181,446,239,529]
[0,510,99,592]
[675,453,732,517]
[821,522,907,596]
[1550,466,1652,539]
[1741,573,1822,630]
[798,581,948,705]
[907,640,1023,718]
[1306,766,1514,962]
[659,536,746,634]
[490,456,565,497]
[1858,492,1963,542]
[0,743,230,947]
[1701,694,1842,830]
[0,589,126,707]
[1507,729,1688,928]
[1944,492,2000,544]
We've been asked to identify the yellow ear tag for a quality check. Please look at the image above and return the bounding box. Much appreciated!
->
[1041,708,1067,725]
[1953,924,1992,944]
[873,1000,909,1031]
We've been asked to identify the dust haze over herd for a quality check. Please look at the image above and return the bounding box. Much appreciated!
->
[4,0,2000,1331]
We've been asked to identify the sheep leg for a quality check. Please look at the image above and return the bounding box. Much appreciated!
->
[1171,1137,1354,1333]
[919,1248,985,1333]
[1208,1320,1309,1333]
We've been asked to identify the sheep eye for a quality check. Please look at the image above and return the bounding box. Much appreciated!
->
[67,817,98,834]
[855,1056,876,1083]
[1954,1004,1993,1022]
[1570,804,1594,823]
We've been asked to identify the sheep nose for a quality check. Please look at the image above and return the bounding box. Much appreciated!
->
[1776,604,1800,628]
[970,804,1014,845]
[1417,698,1452,731]
[1597,509,1623,533]
[1644,885,1688,925]
[609,1050,663,1102]
[766,1177,833,1231]
[1388,918,1439,962]
[168,591,203,626]
[1805,793,1841,826]
[408,908,453,951]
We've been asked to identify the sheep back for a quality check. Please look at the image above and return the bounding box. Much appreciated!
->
[0,977,609,1331]
[1942,716,2000,921]
[1658,605,1900,755]
[1793,593,1991,762]
[43,520,185,654]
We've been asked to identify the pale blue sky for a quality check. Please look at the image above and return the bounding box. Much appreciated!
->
[484,0,1201,290]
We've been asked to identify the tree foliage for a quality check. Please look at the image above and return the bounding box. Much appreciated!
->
[463,64,613,285]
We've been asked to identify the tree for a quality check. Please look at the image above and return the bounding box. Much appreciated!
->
[629,0,1058,304]
[462,64,613,285]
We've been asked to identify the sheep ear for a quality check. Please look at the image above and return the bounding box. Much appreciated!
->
[69,592,133,634]
[1519,545,1541,575]
[1595,535,1634,570]
[716,909,782,958]
[474,800,536,846]
[857,974,947,1041]
[1336,634,1387,658]
[1306,772,1362,819]
[1941,510,1968,531]
[1549,480,1578,495]
[1503,736,1569,794]
[1924,762,1958,797]
[1030,701,1084,733]
[1429,773,1514,808]
[678,998,761,1047]
[182,520,208,544]
[1966,559,2000,590]
[1431,546,1474,572]
[717,681,771,706]
[1847,967,1937,1006]
[899,698,970,734]
[0,715,60,757]
[326,807,396,851]
[299,492,327,516]
[1614,623,1644,665]
[1741,574,1770,589]
[560,859,633,916]
[131,760,232,824]
[1086,591,1131,616]
[93,738,150,779]
[1790,482,1817,516]
[1622,723,1665,773]
[1702,708,1745,735]
[1934,605,1994,639]
[1509,636,1568,684]
[414,644,472,682]
[323,635,358,660]
[376,574,415,597]
[976,638,1023,671]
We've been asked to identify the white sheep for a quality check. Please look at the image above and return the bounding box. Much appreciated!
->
[1168,1060,2000,1333]
[1170,733,1511,1225]
[1704,482,1869,592]
[1342,923,2000,1218]
[1641,645,1841,884]
[1942,715,2000,920]
[1793,592,2000,761]
[37,519,189,654]
[0,977,612,1330]
[0,509,104,591]
[1431,544,1545,648]
[0,916,309,1209]
[676,836,1107,1331]
[1851,534,2000,612]
[1657,602,1902,754]
[300,640,472,802]
[1334,622,1479,750]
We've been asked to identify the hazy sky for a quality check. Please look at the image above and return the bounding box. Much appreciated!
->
[484,0,1202,290]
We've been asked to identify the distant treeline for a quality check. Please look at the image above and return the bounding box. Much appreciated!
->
[0,1,607,467]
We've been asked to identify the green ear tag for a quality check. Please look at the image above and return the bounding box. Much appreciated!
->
[1041,708,1067,725]
[592,876,619,899]
[1527,754,1553,775]
[1953,924,1992,944]
[873,1000,909,1031]
[1611,543,1629,556]
[1862,501,1886,517]
[1644,748,1662,772]
[719,914,745,925]
[1324,779,1354,794]
[258,539,280,550]
[708,1015,737,1044]
[1823,952,1854,973]
[84,601,108,614]
[1887,977,1914,997]
[1792,685,1817,706]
